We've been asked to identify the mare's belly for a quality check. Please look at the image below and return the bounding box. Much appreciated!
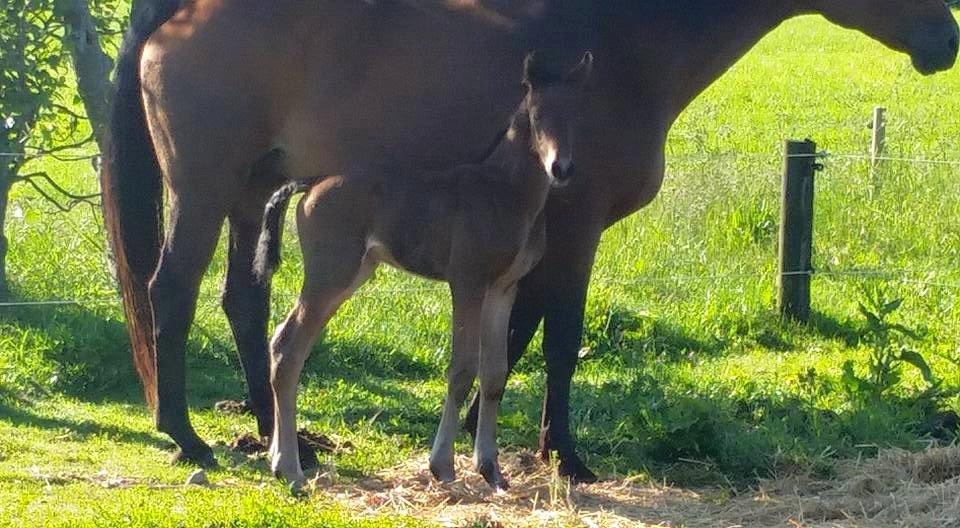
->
[277,9,526,179]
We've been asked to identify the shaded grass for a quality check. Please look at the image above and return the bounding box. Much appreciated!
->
[1,13,960,527]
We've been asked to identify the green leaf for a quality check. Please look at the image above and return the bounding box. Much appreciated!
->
[898,349,936,385]
[881,298,903,316]
[841,361,864,395]
[890,323,920,340]
[858,303,882,330]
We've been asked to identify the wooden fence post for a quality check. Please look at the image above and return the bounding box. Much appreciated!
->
[869,106,886,198]
[778,139,819,322]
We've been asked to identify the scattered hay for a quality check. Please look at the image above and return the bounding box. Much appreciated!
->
[317,446,960,528]
[22,444,960,526]
[321,450,706,528]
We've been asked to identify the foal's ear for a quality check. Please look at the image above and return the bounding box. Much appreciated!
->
[565,51,594,86]
[523,51,554,88]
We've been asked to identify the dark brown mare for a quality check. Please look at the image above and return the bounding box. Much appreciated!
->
[102,0,958,482]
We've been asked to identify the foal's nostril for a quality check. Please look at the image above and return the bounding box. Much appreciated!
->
[550,160,565,181]
[551,160,573,182]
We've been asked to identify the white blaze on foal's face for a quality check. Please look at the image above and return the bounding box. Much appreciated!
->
[523,51,593,188]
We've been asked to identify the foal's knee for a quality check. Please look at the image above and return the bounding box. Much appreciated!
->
[480,365,509,402]
[446,363,476,400]
[268,322,295,384]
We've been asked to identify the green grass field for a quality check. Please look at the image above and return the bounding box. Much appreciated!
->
[2,14,960,528]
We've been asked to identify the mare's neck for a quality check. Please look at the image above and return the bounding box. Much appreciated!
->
[617,0,800,119]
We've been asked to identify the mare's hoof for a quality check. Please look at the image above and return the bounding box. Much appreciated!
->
[478,459,509,491]
[429,459,456,484]
[214,399,253,415]
[171,444,217,468]
[559,457,597,484]
[539,448,598,484]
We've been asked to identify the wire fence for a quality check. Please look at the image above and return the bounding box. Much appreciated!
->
[0,148,958,310]
[5,150,960,165]
[1,269,956,309]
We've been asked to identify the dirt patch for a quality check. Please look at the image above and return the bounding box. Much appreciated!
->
[314,447,960,527]
[227,431,352,456]
[229,433,266,455]
[298,429,353,454]
[214,399,253,415]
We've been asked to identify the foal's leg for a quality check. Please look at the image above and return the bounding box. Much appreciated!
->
[474,284,517,490]
[150,196,226,466]
[429,281,485,483]
[269,188,373,483]
[464,271,546,438]
[269,255,374,483]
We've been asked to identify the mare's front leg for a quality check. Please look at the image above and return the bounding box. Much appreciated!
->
[474,283,517,490]
[429,281,485,483]
[538,217,603,483]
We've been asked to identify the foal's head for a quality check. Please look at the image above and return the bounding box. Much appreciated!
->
[520,50,593,188]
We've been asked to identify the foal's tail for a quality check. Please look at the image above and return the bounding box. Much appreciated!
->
[100,0,182,408]
[254,179,319,283]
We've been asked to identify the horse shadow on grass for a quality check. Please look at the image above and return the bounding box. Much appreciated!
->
[0,397,171,450]
[0,296,928,493]
[0,299,243,406]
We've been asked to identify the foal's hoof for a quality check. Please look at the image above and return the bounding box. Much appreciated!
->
[429,458,456,484]
[272,464,306,487]
[478,459,509,491]
[171,444,217,468]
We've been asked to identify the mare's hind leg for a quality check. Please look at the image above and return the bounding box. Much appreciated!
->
[474,284,517,490]
[221,164,287,440]
[223,209,281,439]
[429,281,485,483]
[150,196,226,466]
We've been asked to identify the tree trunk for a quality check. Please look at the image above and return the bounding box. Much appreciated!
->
[57,0,113,150]
[0,139,17,300]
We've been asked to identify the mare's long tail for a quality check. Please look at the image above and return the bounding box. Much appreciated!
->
[101,0,182,408]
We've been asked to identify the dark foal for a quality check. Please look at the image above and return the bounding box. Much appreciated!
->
[256,52,593,489]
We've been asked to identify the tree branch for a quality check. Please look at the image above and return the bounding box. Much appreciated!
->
[13,170,101,212]
[55,0,113,150]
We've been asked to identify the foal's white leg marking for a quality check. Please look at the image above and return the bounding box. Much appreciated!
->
[269,258,376,485]
[474,284,517,489]
[429,284,485,483]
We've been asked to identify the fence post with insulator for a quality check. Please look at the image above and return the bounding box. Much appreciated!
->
[778,139,820,322]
